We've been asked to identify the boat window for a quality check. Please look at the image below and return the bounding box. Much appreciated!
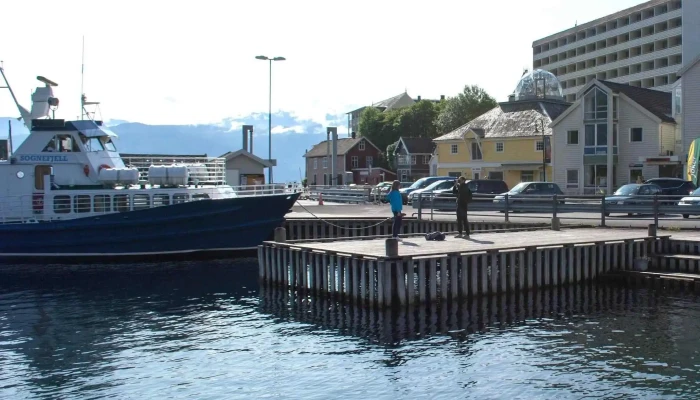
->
[173,193,189,204]
[114,194,131,212]
[83,136,104,152]
[153,194,170,207]
[133,194,150,210]
[53,196,71,214]
[192,193,210,200]
[102,137,117,152]
[74,195,91,213]
[94,195,111,212]
[42,135,81,152]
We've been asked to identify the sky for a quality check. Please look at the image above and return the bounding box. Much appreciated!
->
[1,0,646,131]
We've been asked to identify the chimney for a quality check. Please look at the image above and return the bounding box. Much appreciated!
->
[351,131,356,139]
[242,125,249,152]
[440,95,445,100]
[242,125,253,153]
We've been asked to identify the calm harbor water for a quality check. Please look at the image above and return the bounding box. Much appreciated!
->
[1,260,700,399]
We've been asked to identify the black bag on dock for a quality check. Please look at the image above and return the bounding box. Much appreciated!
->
[424,231,446,241]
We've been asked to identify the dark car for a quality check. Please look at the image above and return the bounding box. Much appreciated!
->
[399,176,453,204]
[433,179,509,201]
[643,178,697,204]
[493,182,564,205]
[604,183,662,216]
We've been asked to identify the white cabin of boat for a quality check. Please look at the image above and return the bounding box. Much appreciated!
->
[0,71,241,223]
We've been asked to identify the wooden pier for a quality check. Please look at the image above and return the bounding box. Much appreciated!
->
[282,218,547,241]
[607,231,700,292]
[258,227,667,307]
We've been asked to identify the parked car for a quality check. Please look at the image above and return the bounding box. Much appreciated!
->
[407,178,455,203]
[399,176,453,204]
[677,187,700,218]
[433,179,509,201]
[604,183,662,216]
[371,181,393,202]
[643,178,697,204]
[492,182,564,207]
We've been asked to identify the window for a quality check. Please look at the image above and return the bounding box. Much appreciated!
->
[521,171,534,182]
[567,130,579,145]
[630,169,643,183]
[566,169,579,188]
[322,157,328,169]
[584,123,618,155]
[584,165,617,188]
[153,194,171,207]
[410,155,416,165]
[584,87,608,120]
[400,170,408,181]
[53,195,71,214]
[423,155,430,164]
[313,159,318,170]
[74,195,91,213]
[359,140,365,151]
[451,144,458,154]
[675,87,682,115]
[448,171,462,177]
[613,96,618,120]
[471,143,482,160]
[84,137,103,152]
[103,138,117,152]
[114,194,131,212]
[366,156,373,167]
[43,135,81,152]
[630,127,643,142]
[488,171,504,180]
[536,141,544,151]
[495,142,504,152]
[351,156,359,168]
[172,194,189,204]
[94,195,111,212]
[133,194,150,210]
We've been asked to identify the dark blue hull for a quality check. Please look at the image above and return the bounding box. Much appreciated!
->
[0,192,300,264]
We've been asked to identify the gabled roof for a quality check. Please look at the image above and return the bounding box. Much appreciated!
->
[219,149,273,167]
[398,137,434,154]
[303,137,380,158]
[433,99,570,142]
[678,54,700,77]
[598,80,674,123]
[347,92,415,114]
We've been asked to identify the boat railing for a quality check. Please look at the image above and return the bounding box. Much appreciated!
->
[231,184,288,197]
[0,194,45,224]
[120,156,228,186]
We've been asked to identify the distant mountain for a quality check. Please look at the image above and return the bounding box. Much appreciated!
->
[0,112,348,183]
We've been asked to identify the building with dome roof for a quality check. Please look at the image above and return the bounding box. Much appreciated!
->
[432,71,571,188]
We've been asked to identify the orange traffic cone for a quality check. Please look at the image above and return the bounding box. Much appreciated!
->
[318,193,324,206]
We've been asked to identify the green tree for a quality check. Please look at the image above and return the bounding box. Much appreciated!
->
[385,141,399,169]
[435,85,497,134]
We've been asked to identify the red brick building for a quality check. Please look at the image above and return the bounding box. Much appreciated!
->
[303,135,390,185]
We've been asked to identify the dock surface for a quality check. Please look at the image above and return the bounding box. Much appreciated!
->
[289,228,653,258]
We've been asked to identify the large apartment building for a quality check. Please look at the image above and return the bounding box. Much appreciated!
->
[532,0,700,102]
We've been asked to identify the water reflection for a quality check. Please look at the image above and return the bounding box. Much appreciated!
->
[1,261,699,399]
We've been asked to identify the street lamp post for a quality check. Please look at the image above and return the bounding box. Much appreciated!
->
[535,118,547,181]
[255,55,286,184]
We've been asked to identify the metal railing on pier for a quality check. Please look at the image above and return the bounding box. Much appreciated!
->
[411,192,700,226]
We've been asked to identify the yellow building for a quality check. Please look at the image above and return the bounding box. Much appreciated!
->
[433,70,572,189]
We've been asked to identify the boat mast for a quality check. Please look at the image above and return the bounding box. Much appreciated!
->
[81,36,85,120]
[0,61,31,127]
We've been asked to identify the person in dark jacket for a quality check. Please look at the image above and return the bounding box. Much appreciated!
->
[451,176,472,238]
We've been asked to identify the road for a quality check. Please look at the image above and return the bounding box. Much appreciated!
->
[291,200,700,230]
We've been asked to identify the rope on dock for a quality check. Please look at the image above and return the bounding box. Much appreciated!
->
[294,201,392,230]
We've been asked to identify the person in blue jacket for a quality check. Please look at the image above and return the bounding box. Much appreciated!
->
[387,180,404,239]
